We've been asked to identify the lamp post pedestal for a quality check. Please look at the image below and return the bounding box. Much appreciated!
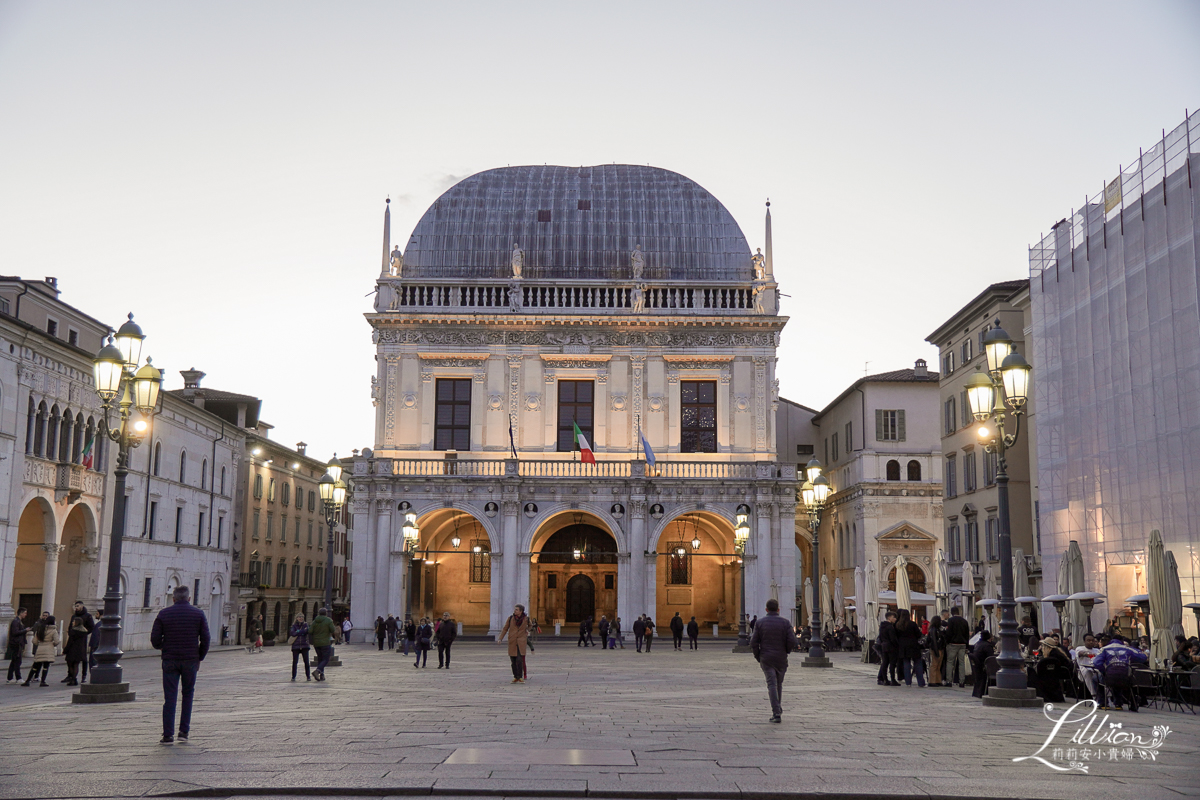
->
[732,553,752,653]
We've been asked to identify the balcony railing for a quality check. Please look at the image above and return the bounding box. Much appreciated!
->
[382,279,759,315]
[379,458,793,481]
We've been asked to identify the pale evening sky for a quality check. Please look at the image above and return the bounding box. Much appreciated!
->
[0,2,1197,459]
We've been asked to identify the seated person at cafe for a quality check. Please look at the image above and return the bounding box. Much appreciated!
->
[1029,635,1073,703]
[1170,635,1198,671]
[1093,635,1149,712]
[1072,634,1102,699]
[1017,616,1039,653]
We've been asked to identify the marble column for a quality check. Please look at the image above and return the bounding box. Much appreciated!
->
[628,499,646,617]
[350,501,373,642]
[41,543,64,620]
[373,503,391,626]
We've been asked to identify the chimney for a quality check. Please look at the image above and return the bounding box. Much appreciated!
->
[180,368,206,407]
[914,358,928,378]
[296,442,307,456]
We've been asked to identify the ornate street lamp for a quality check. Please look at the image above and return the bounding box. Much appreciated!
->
[732,504,752,651]
[76,315,161,705]
[969,320,1037,707]
[318,458,347,613]
[800,459,832,667]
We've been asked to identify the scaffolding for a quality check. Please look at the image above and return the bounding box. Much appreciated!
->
[1030,110,1200,635]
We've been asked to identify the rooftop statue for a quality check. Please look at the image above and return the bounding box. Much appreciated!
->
[511,243,524,279]
[751,248,766,281]
[631,283,645,314]
[390,246,404,277]
[631,244,645,279]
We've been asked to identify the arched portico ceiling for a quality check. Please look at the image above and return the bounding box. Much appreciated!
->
[525,507,625,554]
[411,503,499,548]
[647,506,737,553]
[18,496,58,543]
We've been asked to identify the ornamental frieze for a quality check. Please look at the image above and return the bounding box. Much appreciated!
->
[375,328,780,348]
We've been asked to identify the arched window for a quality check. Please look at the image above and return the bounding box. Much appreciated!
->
[907,460,922,481]
[281,483,290,507]
[34,402,47,457]
[886,459,901,481]
[220,466,226,494]
[153,441,162,476]
[72,412,84,462]
[58,408,74,462]
[253,474,263,499]
[179,451,187,483]
[26,397,36,454]
[201,459,208,490]
[47,405,60,460]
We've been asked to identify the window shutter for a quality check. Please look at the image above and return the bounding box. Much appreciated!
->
[897,410,906,441]
[875,409,884,441]
[960,390,970,426]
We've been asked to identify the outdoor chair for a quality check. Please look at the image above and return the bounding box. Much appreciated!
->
[1132,669,1157,709]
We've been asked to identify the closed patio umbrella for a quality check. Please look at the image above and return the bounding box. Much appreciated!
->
[854,566,866,637]
[834,577,845,626]
[1147,529,1174,667]
[864,560,879,646]
[804,577,813,628]
[894,555,912,614]
[983,563,998,634]
[935,549,950,615]
[1065,541,1087,645]
[960,561,976,622]
[1056,547,1071,638]
[821,574,834,635]
[1165,550,1185,640]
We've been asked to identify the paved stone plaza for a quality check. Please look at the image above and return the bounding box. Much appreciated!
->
[0,642,1196,800]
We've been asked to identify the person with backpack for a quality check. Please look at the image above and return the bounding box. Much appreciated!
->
[750,599,798,723]
[643,616,655,651]
[1092,635,1149,711]
[669,612,685,650]
[413,617,432,668]
[925,615,946,687]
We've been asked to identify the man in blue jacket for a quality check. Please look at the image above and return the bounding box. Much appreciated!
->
[1092,635,1148,712]
[151,586,210,744]
[750,599,798,723]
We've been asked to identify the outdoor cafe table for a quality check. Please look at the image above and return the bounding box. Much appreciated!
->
[1134,668,1195,714]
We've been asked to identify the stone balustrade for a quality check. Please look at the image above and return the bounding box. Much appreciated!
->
[380,457,793,481]
[384,280,760,315]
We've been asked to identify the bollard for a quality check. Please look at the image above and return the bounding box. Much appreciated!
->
[712,623,719,638]
[555,623,561,636]
[457,621,463,636]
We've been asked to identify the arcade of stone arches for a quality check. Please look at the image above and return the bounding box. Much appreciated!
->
[404,507,745,632]
[10,496,99,623]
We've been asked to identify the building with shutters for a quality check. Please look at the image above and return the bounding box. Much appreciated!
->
[926,279,1040,617]
[805,361,944,625]
[349,164,797,638]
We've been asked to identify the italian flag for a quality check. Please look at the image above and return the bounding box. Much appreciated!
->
[81,434,96,469]
[572,421,596,465]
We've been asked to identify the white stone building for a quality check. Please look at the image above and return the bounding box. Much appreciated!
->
[807,362,944,623]
[349,165,797,638]
[113,369,241,650]
[0,277,111,638]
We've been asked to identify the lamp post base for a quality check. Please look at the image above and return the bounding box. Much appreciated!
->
[801,655,832,668]
[72,682,136,704]
[731,644,753,653]
[981,686,1041,708]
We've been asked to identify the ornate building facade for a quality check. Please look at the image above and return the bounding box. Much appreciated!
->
[349,165,797,637]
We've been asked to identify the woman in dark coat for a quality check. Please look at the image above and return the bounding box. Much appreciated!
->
[413,618,432,668]
[374,616,387,651]
[926,615,945,686]
[894,609,926,687]
[63,610,91,686]
[289,614,311,681]
[1029,635,1072,703]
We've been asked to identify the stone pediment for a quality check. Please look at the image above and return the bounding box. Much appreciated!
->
[875,521,938,542]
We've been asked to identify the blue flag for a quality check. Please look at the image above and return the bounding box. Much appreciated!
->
[640,429,656,467]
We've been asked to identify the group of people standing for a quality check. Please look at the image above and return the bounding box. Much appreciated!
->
[285,608,339,681]
[5,602,99,688]
[875,606,981,690]
[374,612,458,668]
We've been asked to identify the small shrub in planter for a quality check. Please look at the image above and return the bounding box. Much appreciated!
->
[263,631,277,646]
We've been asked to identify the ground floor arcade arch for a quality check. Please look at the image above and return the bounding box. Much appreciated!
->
[648,509,741,631]
[10,498,98,623]
[528,511,619,628]
[407,506,495,629]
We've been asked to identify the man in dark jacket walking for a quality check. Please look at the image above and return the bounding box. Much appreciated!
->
[435,612,456,669]
[876,611,899,685]
[944,606,972,688]
[598,616,610,649]
[686,616,700,650]
[151,586,210,744]
[750,599,798,723]
[632,616,646,652]
[385,614,399,650]
[670,612,685,650]
[6,607,28,682]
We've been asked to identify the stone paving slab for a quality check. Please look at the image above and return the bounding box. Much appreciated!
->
[0,644,1196,800]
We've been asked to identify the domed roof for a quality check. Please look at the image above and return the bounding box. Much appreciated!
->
[402,165,754,282]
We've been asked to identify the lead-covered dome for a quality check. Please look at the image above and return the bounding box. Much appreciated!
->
[402,165,753,282]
